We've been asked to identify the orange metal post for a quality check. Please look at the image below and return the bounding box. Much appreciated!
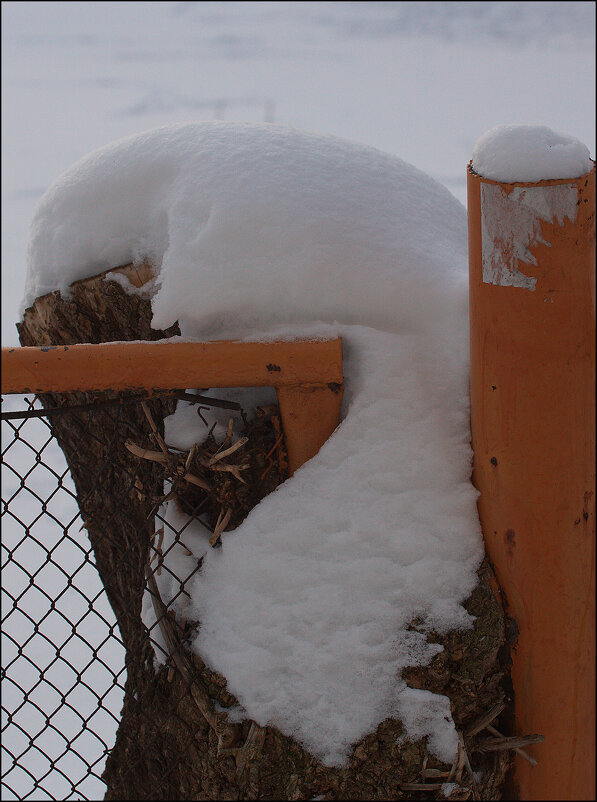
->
[468,163,595,799]
[1,339,344,475]
[276,383,343,475]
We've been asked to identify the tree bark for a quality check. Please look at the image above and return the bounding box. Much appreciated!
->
[18,266,511,800]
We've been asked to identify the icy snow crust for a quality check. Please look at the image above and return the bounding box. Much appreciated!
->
[472,124,592,183]
[24,122,484,766]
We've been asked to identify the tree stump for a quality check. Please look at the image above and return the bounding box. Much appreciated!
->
[18,265,512,800]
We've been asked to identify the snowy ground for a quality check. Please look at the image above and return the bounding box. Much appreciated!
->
[1,3,595,800]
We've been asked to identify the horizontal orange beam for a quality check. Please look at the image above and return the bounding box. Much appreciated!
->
[1,339,343,395]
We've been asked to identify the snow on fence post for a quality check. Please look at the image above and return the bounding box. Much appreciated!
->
[467,149,595,800]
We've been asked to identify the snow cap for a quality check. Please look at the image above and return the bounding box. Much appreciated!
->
[471,124,592,183]
[21,121,468,335]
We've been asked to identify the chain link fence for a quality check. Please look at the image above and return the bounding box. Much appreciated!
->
[2,388,283,800]
[2,393,126,800]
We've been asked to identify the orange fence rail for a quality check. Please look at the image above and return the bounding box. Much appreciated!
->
[468,163,596,800]
[2,338,344,476]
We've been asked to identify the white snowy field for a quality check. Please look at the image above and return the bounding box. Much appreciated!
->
[1,3,595,801]
[2,1,595,346]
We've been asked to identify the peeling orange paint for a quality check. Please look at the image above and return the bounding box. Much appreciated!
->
[468,163,596,800]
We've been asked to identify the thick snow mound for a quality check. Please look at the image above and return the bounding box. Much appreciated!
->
[186,323,482,766]
[471,124,592,183]
[24,122,483,767]
[23,121,467,333]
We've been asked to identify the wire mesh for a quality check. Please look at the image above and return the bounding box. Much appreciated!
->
[2,394,125,800]
[1,389,280,800]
